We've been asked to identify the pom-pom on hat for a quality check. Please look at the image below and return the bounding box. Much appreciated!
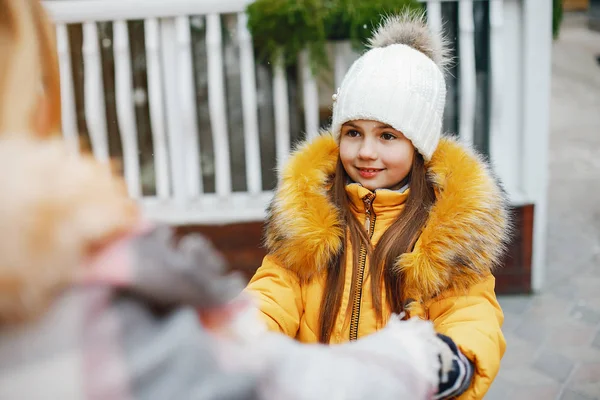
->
[331,11,451,161]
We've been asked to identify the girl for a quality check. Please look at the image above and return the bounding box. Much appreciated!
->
[247,12,509,400]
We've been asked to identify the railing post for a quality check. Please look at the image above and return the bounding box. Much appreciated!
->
[238,12,263,195]
[458,1,476,145]
[144,18,171,199]
[175,16,203,198]
[488,0,505,189]
[273,55,291,175]
[206,13,232,198]
[489,1,522,198]
[113,20,142,198]
[82,22,109,162]
[55,24,80,154]
[160,18,188,204]
[520,0,553,292]
[299,50,319,140]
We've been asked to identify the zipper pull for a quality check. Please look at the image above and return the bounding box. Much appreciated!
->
[363,193,374,210]
[363,194,374,231]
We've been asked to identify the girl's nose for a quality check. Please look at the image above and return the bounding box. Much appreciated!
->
[358,139,377,160]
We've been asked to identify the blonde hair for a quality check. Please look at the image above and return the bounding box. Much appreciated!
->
[0,1,142,324]
[0,0,61,136]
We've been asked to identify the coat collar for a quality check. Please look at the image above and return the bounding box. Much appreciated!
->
[264,133,511,301]
[344,183,410,220]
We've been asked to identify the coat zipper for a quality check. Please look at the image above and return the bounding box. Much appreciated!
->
[349,193,376,341]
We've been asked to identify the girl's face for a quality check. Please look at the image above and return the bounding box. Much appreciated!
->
[339,120,415,191]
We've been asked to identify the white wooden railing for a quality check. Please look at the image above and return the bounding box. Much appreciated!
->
[43,0,552,289]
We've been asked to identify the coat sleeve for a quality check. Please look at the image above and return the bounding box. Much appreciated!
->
[427,275,506,400]
[245,255,304,338]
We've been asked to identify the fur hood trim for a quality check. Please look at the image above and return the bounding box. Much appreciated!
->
[264,133,511,301]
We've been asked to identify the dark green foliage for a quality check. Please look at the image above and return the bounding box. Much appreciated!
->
[246,0,423,72]
[553,0,563,39]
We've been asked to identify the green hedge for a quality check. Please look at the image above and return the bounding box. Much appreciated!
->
[246,0,423,72]
[246,0,563,72]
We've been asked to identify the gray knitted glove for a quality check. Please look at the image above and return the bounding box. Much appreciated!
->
[128,226,245,308]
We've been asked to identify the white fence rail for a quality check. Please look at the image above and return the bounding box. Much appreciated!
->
[43,0,552,289]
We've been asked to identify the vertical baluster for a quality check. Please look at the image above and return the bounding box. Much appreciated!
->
[426,1,443,36]
[82,22,109,162]
[206,14,232,197]
[273,55,290,175]
[521,0,553,291]
[113,20,141,198]
[237,12,262,194]
[175,16,202,197]
[299,50,319,140]
[491,1,521,195]
[160,18,187,203]
[458,1,476,145]
[144,18,171,199]
[425,1,446,139]
[488,0,504,169]
[55,23,79,153]
[334,41,355,89]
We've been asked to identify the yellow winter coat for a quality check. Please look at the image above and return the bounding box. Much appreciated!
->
[247,134,509,400]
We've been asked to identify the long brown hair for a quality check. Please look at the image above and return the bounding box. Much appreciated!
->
[0,0,61,136]
[318,151,436,343]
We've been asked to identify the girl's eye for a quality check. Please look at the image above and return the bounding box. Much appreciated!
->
[346,130,361,138]
[381,133,396,141]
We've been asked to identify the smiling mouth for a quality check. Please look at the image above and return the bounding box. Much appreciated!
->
[357,167,383,172]
[357,167,383,178]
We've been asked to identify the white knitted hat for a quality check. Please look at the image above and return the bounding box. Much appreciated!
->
[331,12,450,161]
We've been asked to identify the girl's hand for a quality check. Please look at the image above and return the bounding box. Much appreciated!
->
[432,333,475,400]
